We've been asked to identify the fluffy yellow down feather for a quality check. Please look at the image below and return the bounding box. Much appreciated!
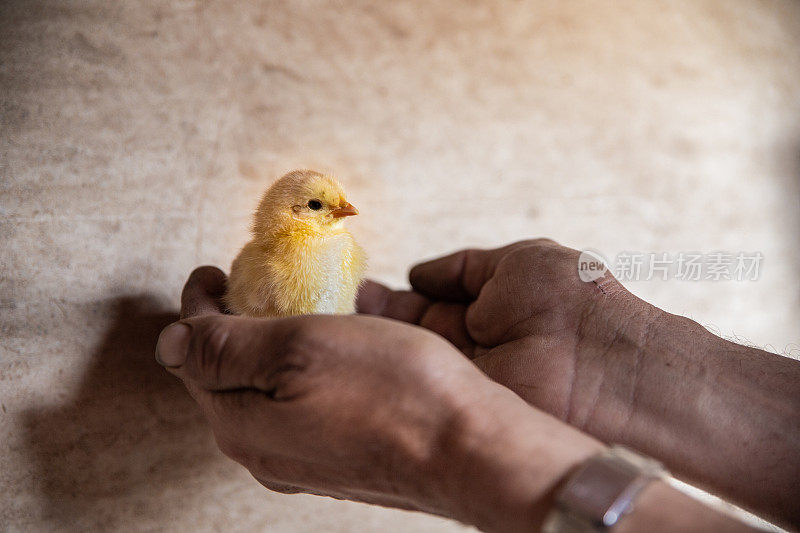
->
[225,170,367,317]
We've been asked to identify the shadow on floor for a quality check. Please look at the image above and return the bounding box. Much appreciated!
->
[21,294,222,529]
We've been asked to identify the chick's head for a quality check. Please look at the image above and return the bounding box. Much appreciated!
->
[252,170,358,238]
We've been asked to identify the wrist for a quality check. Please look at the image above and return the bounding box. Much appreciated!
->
[575,293,800,525]
[624,314,800,525]
[438,383,604,533]
[571,281,714,432]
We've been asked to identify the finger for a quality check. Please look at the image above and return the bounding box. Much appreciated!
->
[155,314,301,392]
[408,241,540,301]
[181,266,228,319]
[357,280,477,356]
[357,280,431,322]
[419,301,477,357]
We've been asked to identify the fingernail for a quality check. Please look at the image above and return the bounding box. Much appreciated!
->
[155,322,192,367]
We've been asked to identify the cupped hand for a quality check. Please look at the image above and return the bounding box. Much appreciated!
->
[154,267,532,519]
[357,239,664,432]
[360,239,800,528]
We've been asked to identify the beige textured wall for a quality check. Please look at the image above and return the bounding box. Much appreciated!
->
[2,1,798,531]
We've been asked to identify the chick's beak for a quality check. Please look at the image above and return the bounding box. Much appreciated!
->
[330,201,358,218]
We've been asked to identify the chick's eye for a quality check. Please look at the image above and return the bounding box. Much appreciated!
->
[307,199,323,210]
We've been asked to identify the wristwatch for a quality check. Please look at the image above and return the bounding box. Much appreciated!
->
[542,446,667,532]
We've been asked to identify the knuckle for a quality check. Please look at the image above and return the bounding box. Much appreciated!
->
[507,239,573,270]
[531,237,559,247]
[253,320,323,397]
[516,237,559,249]
[494,240,585,295]
[504,245,543,270]
[280,320,327,366]
[194,318,234,380]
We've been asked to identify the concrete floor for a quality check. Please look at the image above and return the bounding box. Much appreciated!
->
[1,1,798,531]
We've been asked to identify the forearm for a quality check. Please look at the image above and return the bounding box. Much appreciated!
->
[581,307,800,526]
[442,384,755,533]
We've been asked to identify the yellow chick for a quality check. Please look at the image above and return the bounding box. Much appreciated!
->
[225,170,367,318]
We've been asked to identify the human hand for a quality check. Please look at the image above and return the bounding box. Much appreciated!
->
[155,266,603,532]
[357,239,658,428]
[359,239,800,526]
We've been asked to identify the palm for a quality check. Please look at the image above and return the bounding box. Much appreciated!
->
[357,241,597,415]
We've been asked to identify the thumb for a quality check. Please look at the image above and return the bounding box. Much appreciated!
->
[409,241,540,301]
[155,314,298,392]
